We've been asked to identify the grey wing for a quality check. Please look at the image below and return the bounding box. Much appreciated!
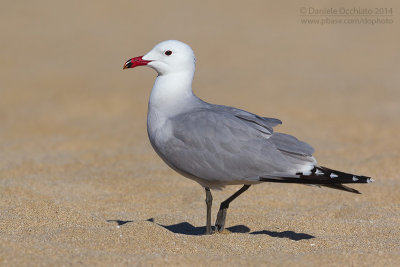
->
[213,105,282,136]
[269,133,314,157]
[214,104,314,157]
[156,109,315,188]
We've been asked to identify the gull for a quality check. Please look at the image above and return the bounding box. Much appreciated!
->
[123,40,373,235]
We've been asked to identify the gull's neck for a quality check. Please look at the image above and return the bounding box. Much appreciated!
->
[149,70,198,117]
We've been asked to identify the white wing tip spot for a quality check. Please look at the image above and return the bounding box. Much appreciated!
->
[367,178,375,183]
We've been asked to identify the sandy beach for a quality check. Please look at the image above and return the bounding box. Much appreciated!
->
[1,1,399,266]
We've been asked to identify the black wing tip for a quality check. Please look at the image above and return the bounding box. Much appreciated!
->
[345,188,362,194]
[318,166,374,184]
[259,166,373,189]
[259,177,363,194]
[323,184,362,194]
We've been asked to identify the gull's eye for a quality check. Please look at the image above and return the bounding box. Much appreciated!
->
[164,50,172,56]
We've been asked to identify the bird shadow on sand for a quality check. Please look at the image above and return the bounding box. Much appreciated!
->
[106,219,134,226]
[150,220,250,236]
[106,219,314,240]
[145,218,314,240]
[250,230,315,240]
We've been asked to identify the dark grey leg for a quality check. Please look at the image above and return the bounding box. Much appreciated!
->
[205,187,213,235]
[215,184,251,232]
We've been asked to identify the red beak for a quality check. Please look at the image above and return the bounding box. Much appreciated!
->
[123,56,152,69]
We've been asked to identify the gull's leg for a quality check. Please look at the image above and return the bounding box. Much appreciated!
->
[205,187,213,235]
[215,184,251,232]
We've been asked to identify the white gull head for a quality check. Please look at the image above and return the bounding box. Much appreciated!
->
[124,40,196,76]
[144,40,196,75]
[123,40,200,120]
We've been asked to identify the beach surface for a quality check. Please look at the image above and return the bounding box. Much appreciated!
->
[1,1,399,266]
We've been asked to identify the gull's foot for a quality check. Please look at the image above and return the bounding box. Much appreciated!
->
[215,208,227,232]
[205,226,214,235]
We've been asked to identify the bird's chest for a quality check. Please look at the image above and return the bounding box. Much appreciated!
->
[147,110,173,150]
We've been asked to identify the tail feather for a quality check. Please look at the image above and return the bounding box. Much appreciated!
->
[259,166,373,194]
